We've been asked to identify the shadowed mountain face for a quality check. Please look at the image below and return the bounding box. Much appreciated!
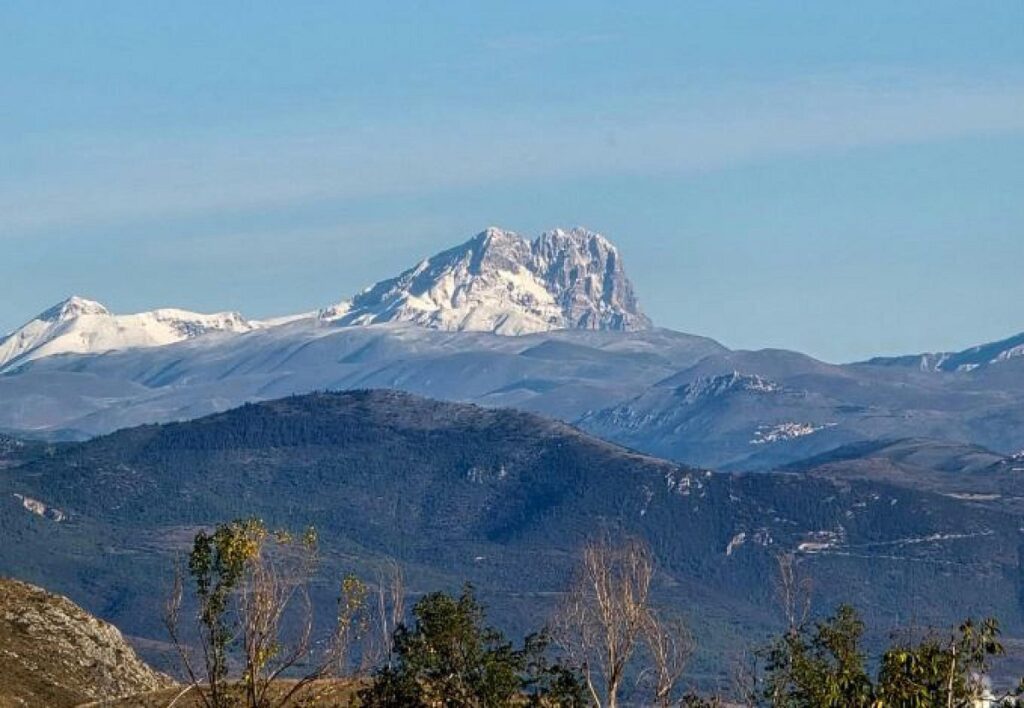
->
[3,325,1024,473]
[1,391,1021,680]
[0,324,724,438]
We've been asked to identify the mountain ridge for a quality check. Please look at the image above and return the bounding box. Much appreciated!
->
[1,226,650,372]
[862,331,1024,372]
[0,295,255,373]
[4,228,1023,378]
[3,322,1024,470]
[1,389,1020,681]
[0,323,725,438]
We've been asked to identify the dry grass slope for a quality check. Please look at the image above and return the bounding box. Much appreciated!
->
[90,680,362,707]
[0,578,173,708]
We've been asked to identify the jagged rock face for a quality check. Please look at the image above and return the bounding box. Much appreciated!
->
[322,227,652,335]
[0,578,173,706]
[534,228,648,330]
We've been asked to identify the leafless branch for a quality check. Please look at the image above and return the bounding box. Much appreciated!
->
[555,533,655,708]
[775,553,812,635]
[642,608,694,707]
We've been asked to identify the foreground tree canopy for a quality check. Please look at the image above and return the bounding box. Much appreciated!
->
[359,585,587,707]
[163,521,1024,707]
[754,604,1023,707]
[166,519,370,708]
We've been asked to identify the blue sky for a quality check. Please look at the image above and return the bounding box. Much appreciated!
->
[2,1,1022,362]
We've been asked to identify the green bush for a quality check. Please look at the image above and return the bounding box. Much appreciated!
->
[359,585,587,707]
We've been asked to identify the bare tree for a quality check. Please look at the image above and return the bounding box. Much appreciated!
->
[642,608,694,707]
[774,552,812,636]
[165,519,369,708]
[729,648,762,707]
[165,566,219,707]
[555,534,655,708]
[367,560,405,671]
[755,552,815,706]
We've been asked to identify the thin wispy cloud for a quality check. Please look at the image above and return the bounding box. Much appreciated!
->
[3,72,1023,238]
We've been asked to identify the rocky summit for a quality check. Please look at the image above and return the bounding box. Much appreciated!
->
[321,226,652,334]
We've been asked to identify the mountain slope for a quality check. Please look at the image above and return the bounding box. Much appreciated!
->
[576,346,1024,470]
[1,390,1020,680]
[3,317,1024,473]
[783,438,1024,513]
[3,321,1024,471]
[0,578,172,707]
[864,331,1024,372]
[321,227,651,334]
[577,369,846,469]
[0,296,254,373]
[0,225,648,375]
[0,434,40,467]
[0,323,722,437]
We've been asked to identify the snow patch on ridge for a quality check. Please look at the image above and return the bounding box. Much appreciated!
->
[0,296,255,372]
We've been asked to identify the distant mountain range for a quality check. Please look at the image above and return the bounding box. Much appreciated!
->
[2,390,1019,680]
[579,347,1024,469]
[3,228,1023,689]
[0,226,648,373]
[865,332,1024,372]
[1,226,1023,474]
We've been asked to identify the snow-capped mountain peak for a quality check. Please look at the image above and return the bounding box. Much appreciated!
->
[0,297,255,372]
[321,226,651,335]
[1,226,649,369]
[37,295,111,322]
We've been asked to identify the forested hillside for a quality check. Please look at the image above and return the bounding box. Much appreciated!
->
[1,390,1020,682]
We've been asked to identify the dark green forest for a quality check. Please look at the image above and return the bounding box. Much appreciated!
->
[1,390,1021,690]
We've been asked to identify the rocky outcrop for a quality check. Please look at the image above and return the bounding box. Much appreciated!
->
[0,578,173,707]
